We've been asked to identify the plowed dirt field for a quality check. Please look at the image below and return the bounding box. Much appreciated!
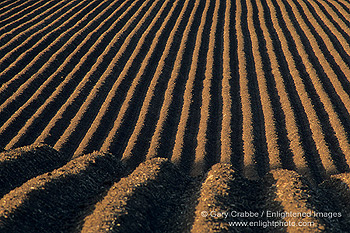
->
[1,0,350,231]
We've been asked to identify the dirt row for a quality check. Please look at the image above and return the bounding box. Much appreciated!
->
[1,0,350,184]
[1,145,350,232]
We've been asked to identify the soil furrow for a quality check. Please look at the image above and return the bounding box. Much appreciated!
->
[69,0,167,157]
[0,0,94,74]
[0,0,109,83]
[4,0,142,150]
[54,0,179,155]
[299,0,350,130]
[220,0,233,165]
[193,0,223,176]
[322,0,350,30]
[308,0,350,63]
[0,0,63,38]
[171,0,213,174]
[0,2,91,89]
[335,0,350,14]
[81,157,189,233]
[0,0,121,125]
[1,0,350,230]
[237,0,270,179]
[247,0,282,172]
[282,0,350,172]
[145,0,204,162]
[264,169,343,232]
[205,0,224,171]
[192,163,261,232]
[119,0,194,166]
[0,151,123,233]
[266,0,329,183]
[0,0,25,15]
[0,0,126,148]
[270,0,337,179]
[320,173,350,231]
[229,0,244,173]
[31,0,162,155]
[0,144,69,198]
[98,0,181,159]
[0,2,84,90]
[34,0,164,149]
[100,0,184,167]
[294,0,350,100]
[0,0,73,46]
[3,0,134,150]
[244,0,271,178]
[256,0,305,173]
[258,0,310,177]
[236,0,257,179]
[0,0,47,25]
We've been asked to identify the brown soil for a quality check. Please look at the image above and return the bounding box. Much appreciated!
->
[0,143,69,198]
[1,0,350,231]
[0,150,124,232]
[1,146,349,232]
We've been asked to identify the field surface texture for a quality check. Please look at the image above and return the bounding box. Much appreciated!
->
[1,0,350,231]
